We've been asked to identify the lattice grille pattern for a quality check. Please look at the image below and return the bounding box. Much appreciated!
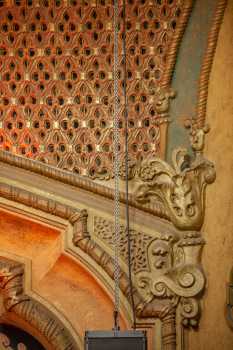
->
[94,216,153,272]
[0,0,183,178]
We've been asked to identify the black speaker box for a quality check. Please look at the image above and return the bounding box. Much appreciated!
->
[85,330,147,350]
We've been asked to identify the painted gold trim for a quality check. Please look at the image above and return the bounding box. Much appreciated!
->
[161,0,194,88]
[196,0,228,128]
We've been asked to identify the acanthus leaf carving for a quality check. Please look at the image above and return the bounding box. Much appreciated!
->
[135,147,216,230]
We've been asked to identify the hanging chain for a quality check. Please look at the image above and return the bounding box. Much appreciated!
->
[113,0,120,331]
[122,0,137,329]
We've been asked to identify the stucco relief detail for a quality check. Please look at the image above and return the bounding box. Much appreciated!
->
[93,215,205,329]
[0,0,192,178]
[0,181,89,242]
[0,257,79,350]
[135,147,216,231]
[94,216,153,272]
[132,125,217,332]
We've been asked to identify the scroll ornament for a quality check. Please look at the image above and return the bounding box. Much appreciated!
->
[135,231,205,326]
[133,125,215,326]
[135,125,216,231]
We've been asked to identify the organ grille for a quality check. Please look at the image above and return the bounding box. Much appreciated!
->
[0,0,183,178]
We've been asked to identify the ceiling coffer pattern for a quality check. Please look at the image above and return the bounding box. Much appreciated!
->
[0,0,184,178]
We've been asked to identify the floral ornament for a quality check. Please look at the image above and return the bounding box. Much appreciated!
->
[138,163,157,181]
[119,159,137,180]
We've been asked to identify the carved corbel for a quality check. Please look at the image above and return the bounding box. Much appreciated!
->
[135,233,205,318]
[135,147,216,231]
[131,227,206,335]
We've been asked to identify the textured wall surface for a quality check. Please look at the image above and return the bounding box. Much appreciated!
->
[188,1,233,349]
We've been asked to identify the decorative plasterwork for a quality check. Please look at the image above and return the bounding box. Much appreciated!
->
[161,0,194,88]
[94,216,154,273]
[0,0,194,178]
[0,257,79,350]
[93,215,205,329]
[74,228,182,350]
[0,258,28,311]
[135,144,216,231]
[0,146,216,350]
[0,181,89,242]
[0,180,146,320]
[0,141,215,232]
[195,0,228,129]
[0,150,172,221]
[130,120,216,340]
[73,228,145,315]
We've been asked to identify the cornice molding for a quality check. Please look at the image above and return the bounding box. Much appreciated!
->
[0,180,89,242]
[0,150,170,221]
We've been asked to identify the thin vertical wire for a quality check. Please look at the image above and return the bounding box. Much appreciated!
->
[113,0,120,331]
[122,0,136,329]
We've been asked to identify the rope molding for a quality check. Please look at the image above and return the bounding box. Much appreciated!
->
[196,0,228,128]
[161,0,194,88]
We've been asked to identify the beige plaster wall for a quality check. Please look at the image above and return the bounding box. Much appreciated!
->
[189,1,233,349]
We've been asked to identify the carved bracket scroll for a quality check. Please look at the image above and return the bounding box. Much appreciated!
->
[132,133,216,335]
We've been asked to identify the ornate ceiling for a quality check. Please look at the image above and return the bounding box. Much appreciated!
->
[0,0,186,179]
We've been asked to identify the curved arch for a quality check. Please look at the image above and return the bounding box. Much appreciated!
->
[0,256,80,350]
